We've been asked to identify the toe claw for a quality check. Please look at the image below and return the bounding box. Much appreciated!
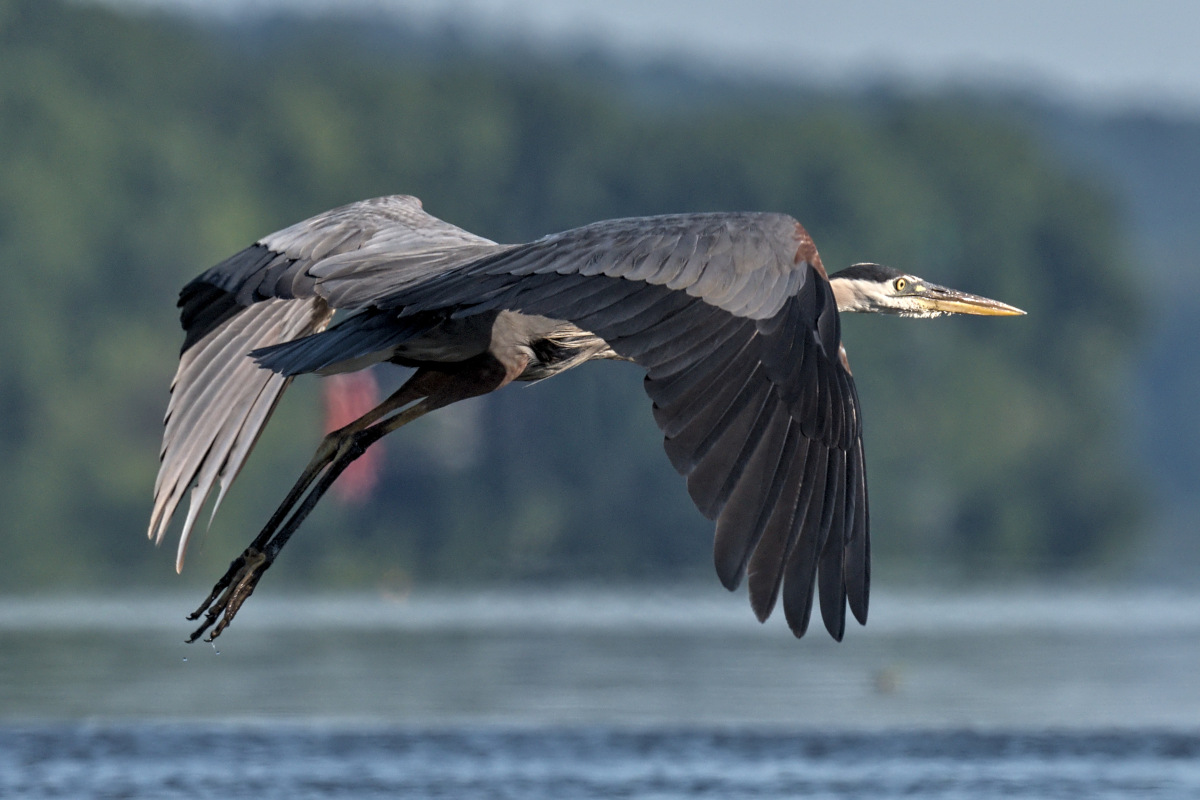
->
[185,547,269,643]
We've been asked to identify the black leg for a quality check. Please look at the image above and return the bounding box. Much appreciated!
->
[183,356,517,643]
[186,426,376,642]
[185,393,443,642]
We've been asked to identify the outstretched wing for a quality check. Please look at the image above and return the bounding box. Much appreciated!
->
[156,199,869,639]
[288,211,871,638]
[150,195,507,570]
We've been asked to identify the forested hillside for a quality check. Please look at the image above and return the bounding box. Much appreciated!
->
[0,0,1142,590]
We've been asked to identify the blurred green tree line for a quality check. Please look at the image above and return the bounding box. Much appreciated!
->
[0,0,1140,591]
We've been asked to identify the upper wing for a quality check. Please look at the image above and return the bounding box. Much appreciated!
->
[326,212,870,638]
[151,195,507,570]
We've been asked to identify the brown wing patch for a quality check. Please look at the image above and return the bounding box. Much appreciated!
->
[793,221,826,279]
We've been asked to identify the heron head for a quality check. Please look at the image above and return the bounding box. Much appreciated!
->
[828,263,1025,318]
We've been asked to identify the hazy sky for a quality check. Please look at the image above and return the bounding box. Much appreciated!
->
[103,0,1200,114]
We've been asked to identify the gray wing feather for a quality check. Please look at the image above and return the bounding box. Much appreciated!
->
[341,211,865,637]
[152,196,503,569]
[151,299,326,570]
[345,212,804,319]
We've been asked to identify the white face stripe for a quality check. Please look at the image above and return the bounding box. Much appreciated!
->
[828,274,944,316]
[829,277,896,313]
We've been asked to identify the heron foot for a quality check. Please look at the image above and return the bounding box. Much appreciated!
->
[180,381,454,643]
[186,547,270,643]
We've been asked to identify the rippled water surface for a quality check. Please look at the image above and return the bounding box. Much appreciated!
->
[5,724,1200,799]
[4,589,1200,796]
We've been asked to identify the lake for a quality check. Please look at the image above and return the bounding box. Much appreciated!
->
[3,587,1200,797]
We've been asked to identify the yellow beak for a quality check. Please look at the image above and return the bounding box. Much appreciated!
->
[917,284,1026,316]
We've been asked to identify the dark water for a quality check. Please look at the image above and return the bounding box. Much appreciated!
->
[5,590,1200,797]
[5,724,1200,799]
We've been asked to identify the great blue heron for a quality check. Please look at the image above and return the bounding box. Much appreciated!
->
[150,196,1023,643]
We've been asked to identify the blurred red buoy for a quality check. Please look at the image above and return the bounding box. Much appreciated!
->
[322,370,383,504]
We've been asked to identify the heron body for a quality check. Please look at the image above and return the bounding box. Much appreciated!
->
[151,195,1023,643]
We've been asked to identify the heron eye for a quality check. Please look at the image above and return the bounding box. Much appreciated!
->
[894,278,907,292]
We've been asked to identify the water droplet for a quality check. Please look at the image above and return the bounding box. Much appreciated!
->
[182,657,188,662]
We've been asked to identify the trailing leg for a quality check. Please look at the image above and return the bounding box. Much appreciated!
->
[186,404,427,642]
[186,355,522,642]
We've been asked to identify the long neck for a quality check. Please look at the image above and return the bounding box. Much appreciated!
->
[828,276,881,313]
